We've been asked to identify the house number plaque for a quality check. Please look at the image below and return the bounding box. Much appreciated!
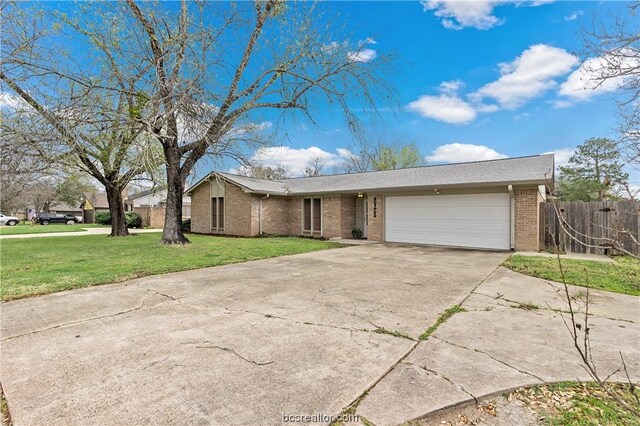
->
[373,197,377,218]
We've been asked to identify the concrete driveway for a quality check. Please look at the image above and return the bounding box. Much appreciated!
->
[1,244,638,425]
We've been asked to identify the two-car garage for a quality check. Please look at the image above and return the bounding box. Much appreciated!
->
[384,193,512,250]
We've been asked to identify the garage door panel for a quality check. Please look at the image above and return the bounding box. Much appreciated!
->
[385,194,510,250]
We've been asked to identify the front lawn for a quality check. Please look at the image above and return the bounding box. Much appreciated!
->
[511,382,639,426]
[503,255,640,296]
[0,234,343,300]
[0,223,108,235]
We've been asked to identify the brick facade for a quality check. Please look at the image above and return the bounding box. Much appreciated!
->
[514,187,542,251]
[320,196,357,239]
[260,196,294,235]
[367,194,384,242]
[190,183,211,234]
[134,206,165,228]
[224,183,254,237]
[189,177,542,249]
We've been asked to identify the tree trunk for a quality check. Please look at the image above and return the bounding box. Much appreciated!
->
[105,184,129,237]
[161,157,189,244]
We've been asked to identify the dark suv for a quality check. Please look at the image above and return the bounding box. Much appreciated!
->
[35,213,79,225]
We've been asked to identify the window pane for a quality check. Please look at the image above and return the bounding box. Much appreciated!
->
[218,198,224,230]
[212,198,217,229]
[313,198,321,232]
[303,198,311,231]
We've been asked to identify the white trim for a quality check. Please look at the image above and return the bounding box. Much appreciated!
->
[508,185,515,250]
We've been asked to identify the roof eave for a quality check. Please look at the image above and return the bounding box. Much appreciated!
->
[284,179,551,196]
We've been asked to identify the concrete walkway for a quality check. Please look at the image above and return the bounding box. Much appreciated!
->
[0,227,162,239]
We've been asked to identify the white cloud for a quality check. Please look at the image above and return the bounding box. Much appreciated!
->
[544,148,574,167]
[407,94,477,124]
[472,44,578,108]
[564,10,583,21]
[0,91,29,111]
[426,143,508,163]
[249,146,352,176]
[421,1,553,30]
[347,48,377,63]
[513,112,531,121]
[406,80,477,124]
[475,103,499,113]
[557,53,638,102]
[551,100,572,109]
[421,0,504,30]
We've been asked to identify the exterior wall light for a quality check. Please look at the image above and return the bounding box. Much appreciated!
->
[357,192,364,198]
[433,188,440,195]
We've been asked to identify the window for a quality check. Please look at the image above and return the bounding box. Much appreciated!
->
[182,204,191,218]
[211,197,224,231]
[303,199,311,231]
[303,198,321,233]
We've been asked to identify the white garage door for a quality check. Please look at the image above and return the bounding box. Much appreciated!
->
[385,193,511,250]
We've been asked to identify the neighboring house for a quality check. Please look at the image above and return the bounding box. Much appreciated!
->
[126,189,191,218]
[48,202,82,218]
[186,155,554,251]
[79,192,109,224]
[125,189,191,228]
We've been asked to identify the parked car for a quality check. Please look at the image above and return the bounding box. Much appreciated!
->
[35,213,79,225]
[0,214,20,226]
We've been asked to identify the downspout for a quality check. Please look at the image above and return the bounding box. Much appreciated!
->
[259,194,270,235]
[508,185,515,250]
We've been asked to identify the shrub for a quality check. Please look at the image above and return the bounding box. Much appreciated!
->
[125,212,142,228]
[95,212,111,225]
[182,219,191,232]
[351,228,363,239]
[94,212,141,228]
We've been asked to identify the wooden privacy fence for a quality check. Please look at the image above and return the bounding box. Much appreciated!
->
[541,200,640,255]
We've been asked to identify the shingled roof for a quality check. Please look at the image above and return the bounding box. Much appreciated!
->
[187,154,554,196]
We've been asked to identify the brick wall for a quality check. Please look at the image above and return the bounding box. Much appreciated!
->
[134,206,165,228]
[224,183,254,236]
[260,196,293,235]
[367,194,384,241]
[288,198,302,235]
[321,196,341,238]
[190,183,210,234]
[514,188,541,251]
[340,197,357,238]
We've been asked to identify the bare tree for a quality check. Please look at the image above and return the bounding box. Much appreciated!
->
[582,2,640,166]
[548,235,639,417]
[240,163,290,180]
[1,3,163,236]
[0,118,54,214]
[340,141,426,173]
[304,157,326,177]
[119,0,390,244]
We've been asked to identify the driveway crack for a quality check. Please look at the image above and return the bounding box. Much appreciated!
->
[404,361,478,403]
[193,342,274,366]
[1,297,150,341]
[470,291,636,323]
[433,336,545,382]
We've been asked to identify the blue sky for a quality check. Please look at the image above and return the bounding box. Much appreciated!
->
[1,1,634,185]
[226,0,633,180]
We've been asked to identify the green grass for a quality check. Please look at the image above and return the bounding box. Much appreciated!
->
[418,304,467,341]
[372,327,414,340]
[514,382,640,426]
[503,255,640,296]
[0,234,344,300]
[0,222,108,235]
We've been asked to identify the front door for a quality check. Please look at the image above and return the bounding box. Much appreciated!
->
[363,199,368,238]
